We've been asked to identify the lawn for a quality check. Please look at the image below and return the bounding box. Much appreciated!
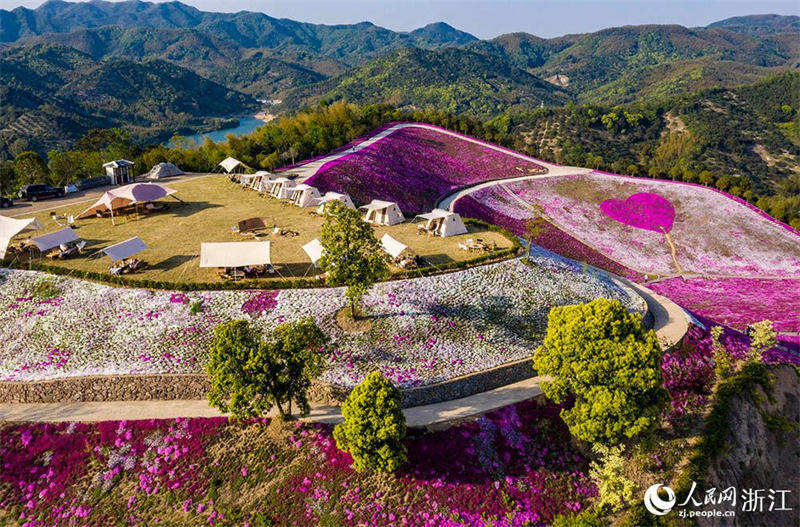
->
[11,175,511,285]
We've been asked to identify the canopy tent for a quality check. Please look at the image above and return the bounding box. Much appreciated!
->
[380,233,410,259]
[77,183,177,220]
[316,192,355,214]
[200,241,271,268]
[360,200,404,226]
[30,227,80,253]
[102,236,148,262]
[413,209,468,237]
[269,178,296,199]
[146,162,183,180]
[216,157,247,174]
[0,216,42,258]
[302,238,325,267]
[290,184,321,207]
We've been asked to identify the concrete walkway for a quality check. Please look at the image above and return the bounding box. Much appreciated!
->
[0,377,547,429]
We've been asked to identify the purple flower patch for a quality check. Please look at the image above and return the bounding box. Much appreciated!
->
[600,192,675,233]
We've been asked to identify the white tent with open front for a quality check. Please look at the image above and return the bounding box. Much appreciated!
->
[146,162,183,180]
[290,184,322,207]
[413,209,468,237]
[360,200,404,226]
[102,236,148,262]
[0,216,42,258]
[269,178,297,199]
[200,241,271,268]
[316,192,355,214]
[30,227,81,253]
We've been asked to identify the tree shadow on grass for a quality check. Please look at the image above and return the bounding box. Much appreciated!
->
[164,201,224,218]
[151,254,196,271]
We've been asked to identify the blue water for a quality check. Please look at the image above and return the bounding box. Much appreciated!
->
[167,117,264,147]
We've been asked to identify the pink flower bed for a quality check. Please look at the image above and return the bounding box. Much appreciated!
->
[0,401,594,526]
[305,126,546,213]
[648,277,800,333]
[478,172,800,276]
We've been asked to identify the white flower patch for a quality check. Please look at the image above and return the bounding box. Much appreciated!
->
[0,255,644,388]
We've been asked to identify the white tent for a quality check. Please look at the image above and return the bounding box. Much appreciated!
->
[200,241,271,268]
[77,183,177,220]
[380,233,410,259]
[302,238,325,267]
[269,178,297,199]
[216,157,247,174]
[290,184,322,207]
[253,171,276,192]
[413,209,468,237]
[102,237,148,262]
[0,216,42,258]
[316,192,356,214]
[360,200,404,226]
[146,162,183,180]
[30,227,81,253]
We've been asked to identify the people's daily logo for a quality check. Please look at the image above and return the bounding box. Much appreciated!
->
[644,484,676,516]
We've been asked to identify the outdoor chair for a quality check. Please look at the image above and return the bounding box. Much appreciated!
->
[458,242,469,252]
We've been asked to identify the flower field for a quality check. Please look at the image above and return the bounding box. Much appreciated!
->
[0,254,643,388]
[647,277,800,333]
[458,172,800,277]
[304,126,547,213]
[0,399,595,526]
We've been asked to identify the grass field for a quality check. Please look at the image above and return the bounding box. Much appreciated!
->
[10,175,511,284]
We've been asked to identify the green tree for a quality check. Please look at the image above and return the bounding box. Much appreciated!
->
[334,371,407,472]
[47,150,77,186]
[319,200,389,319]
[206,318,326,419]
[0,162,15,196]
[12,151,48,186]
[711,326,732,379]
[533,298,667,444]
[747,320,776,363]
[524,204,546,262]
[589,443,638,512]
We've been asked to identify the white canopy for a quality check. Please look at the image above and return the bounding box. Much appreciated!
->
[217,157,246,173]
[200,241,271,268]
[30,228,80,252]
[0,216,42,258]
[77,183,177,219]
[380,233,408,259]
[302,238,325,266]
[102,236,148,262]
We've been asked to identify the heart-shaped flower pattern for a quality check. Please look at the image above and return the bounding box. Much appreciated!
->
[600,192,675,233]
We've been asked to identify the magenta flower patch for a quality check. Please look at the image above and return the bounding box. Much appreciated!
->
[600,192,675,233]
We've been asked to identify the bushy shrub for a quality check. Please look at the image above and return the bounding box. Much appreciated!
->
[589,444,637,512]
[711,326,732,379]
[533,298,668,444]
[748,320,776,363]
[551,509,603,527]
[334,371,407,472]
[206,318,326,419]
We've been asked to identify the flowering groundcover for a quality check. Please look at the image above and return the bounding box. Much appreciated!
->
[305,126,546,214]
[0,253,643,388]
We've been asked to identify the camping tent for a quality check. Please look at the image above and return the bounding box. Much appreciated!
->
[290,184,322,207]
[102,237,148,262]
[77,183,177,220]
[216,157,247,174]
[146,162,183,180]
[380,233,410,259]
[360,200,404,226]
[269,178,296,199]
[413,209,468,237]
[253,171,276,192]
[302,238,325,267]
[0,216,42,258]
[30,227,81,253]
[316,192,355,214]
[200,242,271,268]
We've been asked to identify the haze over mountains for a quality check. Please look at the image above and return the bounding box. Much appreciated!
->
[1,0,798,154]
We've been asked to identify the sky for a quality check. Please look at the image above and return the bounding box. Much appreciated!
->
[2,0,798,39]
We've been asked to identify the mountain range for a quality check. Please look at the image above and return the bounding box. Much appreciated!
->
[1,0,798,154]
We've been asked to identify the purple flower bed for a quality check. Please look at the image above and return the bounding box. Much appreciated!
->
[600,192,675,233]
[648,277,800,333]
[305,126,546,213]
[0,400,594,526]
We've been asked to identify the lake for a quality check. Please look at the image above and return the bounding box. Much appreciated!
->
[167,117,265,147]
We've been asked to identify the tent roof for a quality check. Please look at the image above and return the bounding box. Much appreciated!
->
[414,208,454,221]
[103,159,134,168]
[30,228,80,252]
[0,216,42,258]
[102,236,148,261]
[380,233,408,259]
[146,162,183,179]
[302,238,324,265]
[272,177,292,183]
[293,183,315,192]
[320,192,348,201]
[253,171,273,177]
[217,157,244,172]
[359,199,398,211]
[78,183,176,218]
[200,242,271,268]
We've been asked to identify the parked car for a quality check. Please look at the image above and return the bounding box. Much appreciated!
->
[0,196,13,208]
[18,184,65,202]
